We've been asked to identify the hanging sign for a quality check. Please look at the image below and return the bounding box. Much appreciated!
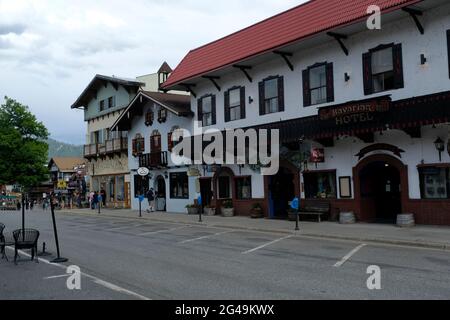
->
[137,167,150,177]
[310,148,325,163]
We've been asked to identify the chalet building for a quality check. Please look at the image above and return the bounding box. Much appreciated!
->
[71,75,145,208]
[48,157,87,195]
[111,90,193,213]
[162,0,450,225]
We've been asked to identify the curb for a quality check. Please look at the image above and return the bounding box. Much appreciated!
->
[58,210,450,251]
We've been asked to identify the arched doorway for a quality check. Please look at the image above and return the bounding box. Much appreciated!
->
[266,161,299,219]
[154,175,166,211]
[354,154,408,223]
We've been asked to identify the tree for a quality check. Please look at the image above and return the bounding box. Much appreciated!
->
[0,97,49,190]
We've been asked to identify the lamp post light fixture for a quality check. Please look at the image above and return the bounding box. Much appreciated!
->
[434,138,445,162]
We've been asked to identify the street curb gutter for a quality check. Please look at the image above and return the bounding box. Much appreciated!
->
[59,211,450,251]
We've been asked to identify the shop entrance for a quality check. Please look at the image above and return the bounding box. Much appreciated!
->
[269,167,296,219]
[359,161,402,223]
[155,175,166,211]
[200,178,213,209]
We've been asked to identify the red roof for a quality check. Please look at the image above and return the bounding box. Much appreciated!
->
[163,0,421,89]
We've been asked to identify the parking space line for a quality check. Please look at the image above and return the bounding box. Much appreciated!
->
[138,225,192,237]
[179,230,234,244]
[241,235,294,255]
[8,248,151,300]
[334,244,367,268]
[44,274,70,280]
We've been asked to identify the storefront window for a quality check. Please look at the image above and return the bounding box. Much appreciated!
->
[235,177,252,200]
[419,167,450,199]
[304,171,337,199]
[116,176,125,202]
[170,173,189,199]
[108,177,115,201]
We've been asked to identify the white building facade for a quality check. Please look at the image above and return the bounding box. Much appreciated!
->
[161,0,450,225]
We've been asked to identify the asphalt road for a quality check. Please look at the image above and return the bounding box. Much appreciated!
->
[1,208,449,300]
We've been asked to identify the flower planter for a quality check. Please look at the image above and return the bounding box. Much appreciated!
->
[251,208,264,219]
[186,207,199,215]
[221,207,235,217]
[339,212,356,224]
[397,213,415,228]
[205,208,216,216]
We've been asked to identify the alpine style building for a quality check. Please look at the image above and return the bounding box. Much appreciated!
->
[159,0,450,225]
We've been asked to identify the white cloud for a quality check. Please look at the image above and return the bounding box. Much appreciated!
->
[0,0,304,144]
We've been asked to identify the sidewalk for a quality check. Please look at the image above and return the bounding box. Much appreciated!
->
[60,208,450,250]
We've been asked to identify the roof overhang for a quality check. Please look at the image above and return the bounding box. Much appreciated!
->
[71,75,145,109]
[161,0,443,91]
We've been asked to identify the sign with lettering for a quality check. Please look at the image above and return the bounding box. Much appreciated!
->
[319,97,391,125]
[310,148,325,163]
[137,167,150,177]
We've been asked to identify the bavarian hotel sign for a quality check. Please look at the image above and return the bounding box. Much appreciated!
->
[319,96,391,126]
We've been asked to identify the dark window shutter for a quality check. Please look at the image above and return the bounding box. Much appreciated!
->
[362,52,373,95]
[326,63,334,103]
[277,76,284,112]
[168,132,173,152]
[259,81,265,115]
[393,44,404,89]
[302,69,311,107]
[224,90,230,122]
[132,139,137,155]
[240,86,246,119]
[446,30,450,78]
[211,95,216,126]
[197,98,203,124]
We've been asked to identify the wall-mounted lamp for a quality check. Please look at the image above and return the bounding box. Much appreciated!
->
[434,137,445,162]
[420,54,427,65]
[344,73,351,82]
[248,96,254,104]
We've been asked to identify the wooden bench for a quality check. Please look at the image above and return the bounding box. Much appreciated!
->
[299,200,330,223]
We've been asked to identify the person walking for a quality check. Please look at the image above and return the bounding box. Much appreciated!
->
[92,191,99,210]
[146,188,155,213]
[100,189,106,207]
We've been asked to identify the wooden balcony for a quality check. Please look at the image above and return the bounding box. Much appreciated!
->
[139,152,168,169]
[84,138,128,159]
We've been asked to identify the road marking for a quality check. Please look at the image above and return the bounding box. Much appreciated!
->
[138,225,192,237]
[242,235,294,255]
[8,248,151,300]
[44,274,70,280]
[334,244,367,268]
[104,224,144,232]
[179,230,234,244]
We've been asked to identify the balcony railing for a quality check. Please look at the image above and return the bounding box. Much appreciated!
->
[84,138,128,158]
[139,152,168,168]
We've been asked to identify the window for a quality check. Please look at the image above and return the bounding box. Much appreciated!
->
[225,87,245,122]
[108,96,115,109]
[259,76,284,115]
[303,63,334,107]
[134,175,149,198]
[235,177,252,200]
[198,95,216,127]
[116,176,125,202]
[218,176,231,199]
[90,129,105,144]
[99,100,106,112]
[170,173,189,199]
[303,171,337,199]
[132,135,145,156]
[419,167,450,199]
[363,44,403,95]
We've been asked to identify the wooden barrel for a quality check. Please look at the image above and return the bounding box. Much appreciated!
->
[339,212,356,224]
[397,214,415,228]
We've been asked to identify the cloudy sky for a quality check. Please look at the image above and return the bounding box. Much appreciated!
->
[0,0,305,144]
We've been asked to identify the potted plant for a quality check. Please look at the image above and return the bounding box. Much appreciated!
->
[185,204,199,215]
[204,204,216,216]
[221,200,235,217]
[250,203,264,219]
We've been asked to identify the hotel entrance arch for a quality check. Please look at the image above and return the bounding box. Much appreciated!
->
[354,154,408,223]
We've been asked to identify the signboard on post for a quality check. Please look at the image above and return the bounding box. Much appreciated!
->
[137,167,150,177]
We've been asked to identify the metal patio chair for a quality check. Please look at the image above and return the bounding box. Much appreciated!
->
[0,223,5,255]
[12,229,40,265]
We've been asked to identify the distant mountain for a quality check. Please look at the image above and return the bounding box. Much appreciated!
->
[47,138,83,160]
